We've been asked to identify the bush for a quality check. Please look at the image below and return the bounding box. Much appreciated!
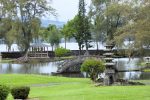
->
[81,59,105,82]
[11,86,30,99]
[54,47,71,57]
[0,85,10,100]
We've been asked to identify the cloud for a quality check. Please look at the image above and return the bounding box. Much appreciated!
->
[50,0,91,22]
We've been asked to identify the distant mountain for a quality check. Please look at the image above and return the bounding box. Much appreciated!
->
[41,19,65,28]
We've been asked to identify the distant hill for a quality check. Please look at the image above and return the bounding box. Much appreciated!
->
[41,19,65,28]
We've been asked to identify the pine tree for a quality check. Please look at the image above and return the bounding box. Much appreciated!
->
[78,0,91,55]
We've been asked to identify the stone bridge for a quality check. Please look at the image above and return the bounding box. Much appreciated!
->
[55,56,102,74]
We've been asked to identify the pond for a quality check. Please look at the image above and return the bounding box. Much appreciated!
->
[114,58,150,80]
[0,58,150,80]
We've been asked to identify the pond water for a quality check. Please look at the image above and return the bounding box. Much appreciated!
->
[114,58,150,80]
[0,58,150,80]
[0,61,59,75]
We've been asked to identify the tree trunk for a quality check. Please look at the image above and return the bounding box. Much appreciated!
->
[85,41,89,56]
[79,45,81,56]
[65,37,67,49]
[96,41,99,51]
[52,46,54,52]
[24,43,30,56]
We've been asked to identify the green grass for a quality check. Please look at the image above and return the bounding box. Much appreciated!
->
[0,59,15,63]
[0,74,89,86]
[143,69,150,72]
[0,74,150,100]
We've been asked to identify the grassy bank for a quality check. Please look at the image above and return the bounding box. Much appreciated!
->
[0,74,150,100]
[0,59,15,63]
[0,56,75,63]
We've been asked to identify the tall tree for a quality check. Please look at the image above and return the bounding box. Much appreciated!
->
[90,0,132,45]
[0,0,55,55]
[77,0,91,55]
[61,24,73,49]
[44,25,61,51]
[114,1,150,56]
[0,0,17,50]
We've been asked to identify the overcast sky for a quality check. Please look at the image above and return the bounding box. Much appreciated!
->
[50,0,91,22]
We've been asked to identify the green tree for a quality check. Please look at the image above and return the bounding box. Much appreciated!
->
[90,0,132,44]
[0,0,55,55]
[77,0,91,55]
[44,25,61,51]
[0,0,18,50]
[115,1,150,56]
[0,17,19,51]
[81,59,105,82]
[72,15,84,56]
[61,16,83,55]
[61,24,73,49]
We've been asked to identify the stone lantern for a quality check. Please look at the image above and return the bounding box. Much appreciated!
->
[103,44,117,85]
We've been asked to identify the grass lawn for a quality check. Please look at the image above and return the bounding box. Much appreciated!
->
[0,74,150,100]
[0,59,15,63]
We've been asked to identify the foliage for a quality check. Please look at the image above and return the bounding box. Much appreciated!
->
[90,0,132,41]
[54,47,71,57]
[77,0,92,55]
[0,0,55,54]
[81,59,105,82]
[61,23,74,48]
[63,0,92,55]
[0,85,10,100]
[44,24,61,51]
[11,86,30,99]
[114,1,150,56]
[69,15,84,55]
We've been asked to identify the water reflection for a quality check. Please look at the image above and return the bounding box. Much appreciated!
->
[0,58,150,80]
[0,62,58,74]
[114,58,147,80]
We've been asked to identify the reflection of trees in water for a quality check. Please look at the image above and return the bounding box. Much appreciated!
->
[117,72,125,79]
[15,62,57,74]
[18,63,41,74]
[116,58,143,70]
[136,58,144,69]
[5,63,13,73]
[0,62,59,74]
[116,59,126,70]
[118,72,141,80]
[116,58,144,80]
[0,64,2,73]
[140,72,150,80]
[127,72,141,80]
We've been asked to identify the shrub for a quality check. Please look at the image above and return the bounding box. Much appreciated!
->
[0,85,10,100]
[11,86,30,99]
[81,59,105,82]
[54,47,71,57]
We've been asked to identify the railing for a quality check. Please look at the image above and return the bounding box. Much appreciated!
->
[28,52,49,58]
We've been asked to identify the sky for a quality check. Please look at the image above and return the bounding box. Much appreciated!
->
[50,0,91,22]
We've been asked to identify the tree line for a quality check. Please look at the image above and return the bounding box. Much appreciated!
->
[0,0,149,56]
